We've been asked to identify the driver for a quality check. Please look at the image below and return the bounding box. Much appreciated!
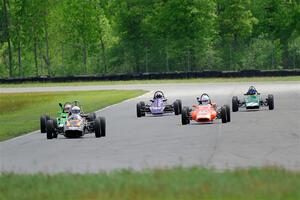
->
[154,92,163,99]
[197,94,211,105]
[63,103,72,113]
[246,86,257,95]
[70,106,81,115]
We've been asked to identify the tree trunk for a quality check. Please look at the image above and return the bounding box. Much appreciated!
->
[44,19,51,76]
[3,0,13,77]
[135,48,140,73]
[100,37,107,73]
[82,45,87,74]
[34,37,38,76]
[18,44,22,77]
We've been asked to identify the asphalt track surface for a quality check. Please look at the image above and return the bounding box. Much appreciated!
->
[1,82,300,173]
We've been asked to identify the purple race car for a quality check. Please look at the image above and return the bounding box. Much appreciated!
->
[136,91,182,117]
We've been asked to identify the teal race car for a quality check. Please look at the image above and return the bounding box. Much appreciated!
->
[232,86,274,112]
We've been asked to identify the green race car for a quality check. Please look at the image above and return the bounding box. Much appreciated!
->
[232,86,274,112]
[40,100,105,139]
[40,101,74,133]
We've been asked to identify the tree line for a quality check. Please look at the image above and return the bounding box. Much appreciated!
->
[1,0,300,78]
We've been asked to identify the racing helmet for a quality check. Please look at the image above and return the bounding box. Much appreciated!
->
[71,106,81,114]
[64,103,72,113]
[199,94,211,105]
[248,86,257,95]
[155,93,162,99]
[154,91,163,99]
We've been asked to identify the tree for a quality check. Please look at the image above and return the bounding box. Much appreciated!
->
[242,34,282,69]
[2,0,13,77]
[218,0,258,69]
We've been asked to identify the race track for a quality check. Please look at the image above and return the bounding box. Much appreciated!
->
[1,82,300,173]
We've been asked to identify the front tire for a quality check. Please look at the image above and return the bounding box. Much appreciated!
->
[267,94,274,110]
[181,107,190,125]
[221,106,227,123]
[225,105,231,122]
[173,101,180,115]
[94,118,101,138]
[46,119,54,139]
[232,96,239,112]
[100,117,106,137]
[176,99,182,114]
[140,102,146,116]
[136,102,142,118]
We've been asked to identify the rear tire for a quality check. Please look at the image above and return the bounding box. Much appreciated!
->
[225,105,231,122]
[46,119,54,139]
[181,107,190,125]
[100,117,106,137]
[89,112,97,120]
[267,94,274,110]
[232,96,239,112]
[173,101,179,115]
[221,107,227,123]
[94,118,101,138]
[40,115,49,133]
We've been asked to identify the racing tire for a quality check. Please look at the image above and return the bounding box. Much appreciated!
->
[89,112,97,120]
[176,99,182,114]
[46,119,55,139]
[40,115,49,133]
[173,101,180,115]
[140,102,146,116]
[53,118,58,129]
[221,106,227,124]
[136,102,143,118]
[232,96,239,112]
[267,94,274,110]
[100,117,106,137]
[225,105,231,122]
[181,107,190,125]
[94,118,101,138]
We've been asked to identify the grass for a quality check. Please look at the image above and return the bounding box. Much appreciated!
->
[0,167,299,200]
[0,90,145,141]
[0,76,299,88]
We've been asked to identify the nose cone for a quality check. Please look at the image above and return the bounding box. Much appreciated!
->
[150,106,164,114]
[196,111,212,122]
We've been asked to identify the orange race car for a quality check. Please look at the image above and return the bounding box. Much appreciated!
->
[181,93,230,125]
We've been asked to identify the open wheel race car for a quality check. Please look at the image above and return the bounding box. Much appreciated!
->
[232,86,274,112]
[136,91,182,117]
[181,93,230,125]
[40,101,106,139]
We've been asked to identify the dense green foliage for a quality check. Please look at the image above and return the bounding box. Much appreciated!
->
[0,90,145,140]
[1,0,300,78]
[1,167,299,200]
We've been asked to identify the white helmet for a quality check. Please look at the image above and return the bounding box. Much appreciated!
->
[200,95,210,105]
[71,106,81,114]
[64,103,72,113]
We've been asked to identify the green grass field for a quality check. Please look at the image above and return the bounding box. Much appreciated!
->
[1,76,299,88]
[0,90,145,141]
[1,167,299,200]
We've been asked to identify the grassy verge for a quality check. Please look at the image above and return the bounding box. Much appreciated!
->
[0,90,145,141]
[1,167,299,200]
[1,76,299,88]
